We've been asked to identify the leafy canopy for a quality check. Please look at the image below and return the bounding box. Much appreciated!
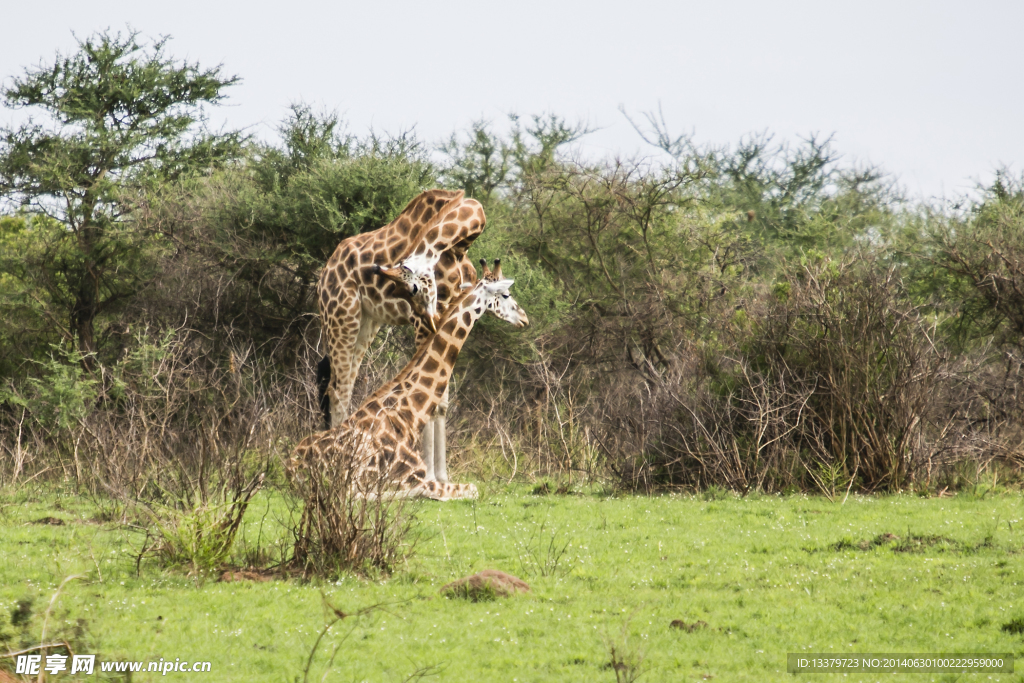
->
[0,29,242,364]
[1,29,242,218]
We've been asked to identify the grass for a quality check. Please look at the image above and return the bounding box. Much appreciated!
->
[2,484,1024,681]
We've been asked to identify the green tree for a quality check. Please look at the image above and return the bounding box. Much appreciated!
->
[440,113,588,202]
[0,29,242,369]
[702,133,896,264]
[928,173,1024,351]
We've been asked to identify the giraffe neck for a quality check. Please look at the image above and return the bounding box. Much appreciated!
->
[366,289,485,435]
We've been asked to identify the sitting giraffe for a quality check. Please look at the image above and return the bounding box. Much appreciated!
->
[317,189,486,482]
[292,260,528,500]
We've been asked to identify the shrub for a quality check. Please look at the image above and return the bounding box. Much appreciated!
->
[151,473,264,572]
[288,431,418,578]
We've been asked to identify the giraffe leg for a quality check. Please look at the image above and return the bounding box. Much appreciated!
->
[328,314,380,427]
[416,480,478,501]
[421,421,436,481]
[413,323,440,481]
[325,308,359,427]
[420,387,449,482]
[433,387,450,483]
[327,347,356,428]
[360,483,476,501]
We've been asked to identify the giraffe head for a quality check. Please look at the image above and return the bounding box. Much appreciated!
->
[375,252,441,332]
[472,258,530,328]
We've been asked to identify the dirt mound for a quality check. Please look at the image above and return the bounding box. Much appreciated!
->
[440,570,531,601]
[670,619,708,632]
[32,516,65,525]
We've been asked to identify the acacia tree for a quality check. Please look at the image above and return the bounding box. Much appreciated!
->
[0,30,242,368]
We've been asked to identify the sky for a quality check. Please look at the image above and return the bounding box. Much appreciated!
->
[2,0,1022,202]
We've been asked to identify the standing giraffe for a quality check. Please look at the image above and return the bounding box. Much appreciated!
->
[292,260,528,500]
[317,189,486,478]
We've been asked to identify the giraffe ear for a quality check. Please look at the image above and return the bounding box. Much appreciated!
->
[376,264,403,283]
[459,282,473,290]
[400,251,438,273]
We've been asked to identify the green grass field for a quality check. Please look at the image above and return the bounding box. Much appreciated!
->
[2,484,1023,682]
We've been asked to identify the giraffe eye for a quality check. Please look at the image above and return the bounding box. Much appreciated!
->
[502,293,510,299]
[411,284,419,295]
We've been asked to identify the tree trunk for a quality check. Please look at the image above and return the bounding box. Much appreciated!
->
[73,220,100,371]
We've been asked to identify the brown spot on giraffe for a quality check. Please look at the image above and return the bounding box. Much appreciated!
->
[429,335,448,356]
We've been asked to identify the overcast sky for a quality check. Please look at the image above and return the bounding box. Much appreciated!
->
[3,1,1021,202]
